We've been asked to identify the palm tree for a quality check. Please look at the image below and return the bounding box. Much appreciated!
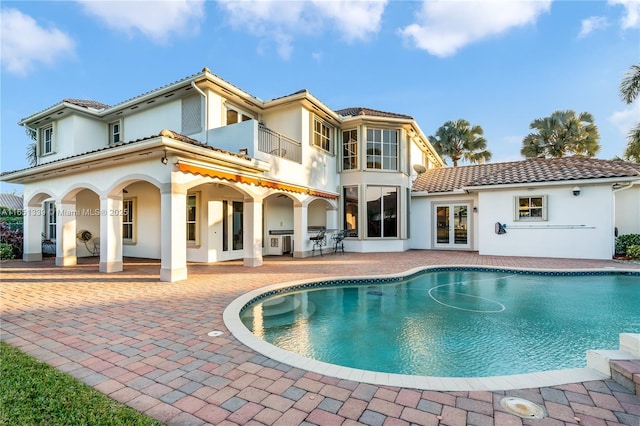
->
[25,128,37,167]
[428,119,492,166]
[619,64,640,162]
[520,110,600,158]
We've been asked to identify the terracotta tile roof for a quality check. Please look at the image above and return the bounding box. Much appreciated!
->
[63,98,110,110]
[413,157,640,193]
[336,107,413,120]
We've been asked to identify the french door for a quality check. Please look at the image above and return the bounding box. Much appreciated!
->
[434,203,471,249]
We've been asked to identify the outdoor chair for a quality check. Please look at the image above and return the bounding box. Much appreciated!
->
[332,230,346,254]
[310,229,326,256]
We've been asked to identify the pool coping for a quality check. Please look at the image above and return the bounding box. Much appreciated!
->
[223,264,637,391]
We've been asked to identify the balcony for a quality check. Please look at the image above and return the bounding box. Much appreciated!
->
[207,121,302,164]
[258,123,302,163]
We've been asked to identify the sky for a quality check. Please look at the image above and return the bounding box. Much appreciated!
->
[1,0,639,195]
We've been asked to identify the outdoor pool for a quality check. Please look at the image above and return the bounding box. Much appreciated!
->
[235,268,639,378]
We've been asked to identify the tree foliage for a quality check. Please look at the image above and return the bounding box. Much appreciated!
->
[619,64,640,163]
[520,110,600,158]
[428,119,492,166]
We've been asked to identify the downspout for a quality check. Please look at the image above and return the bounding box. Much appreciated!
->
[190,81,208,145]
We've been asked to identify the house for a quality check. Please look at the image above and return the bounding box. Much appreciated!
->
[1,68,443,281]
[411,157,640,259]
[2,68,638,281]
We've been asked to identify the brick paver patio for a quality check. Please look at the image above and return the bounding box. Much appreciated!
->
[1,251,639,425]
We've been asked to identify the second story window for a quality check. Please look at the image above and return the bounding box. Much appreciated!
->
[313,116,332,153]
[342,129,358,170]
[366,128,398,170]
[109,121,121,144]
[40,125,53,155]
[226,106,253,125]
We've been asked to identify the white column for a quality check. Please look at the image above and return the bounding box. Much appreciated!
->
[160,188,187,282]
[99,195,123,273]
[326,207,338,232]
[243,199,263,267]
[22,205,43,261]
[293,204,308,258]
[55,200,77,266]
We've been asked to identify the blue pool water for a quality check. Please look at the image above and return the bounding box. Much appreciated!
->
[240,269,640,377]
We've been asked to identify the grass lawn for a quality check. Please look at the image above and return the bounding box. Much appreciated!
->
[0,341,163,426]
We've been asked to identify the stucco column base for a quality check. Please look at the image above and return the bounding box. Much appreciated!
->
[160,267,188,282]
[56,256,77,267]
[243,257,263,267]
[293,250,309,258]
[99,261,123,273]
[23,252,43,262]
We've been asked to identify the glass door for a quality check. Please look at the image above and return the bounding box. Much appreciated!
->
[434,203,470,249]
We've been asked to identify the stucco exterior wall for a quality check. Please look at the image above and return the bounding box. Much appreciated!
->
[125,101,181,141]
[122,181,161,259]
[477,184,615,259]
[72,115,108,154]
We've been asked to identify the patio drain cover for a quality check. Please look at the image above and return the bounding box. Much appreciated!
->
[500,397,545,419]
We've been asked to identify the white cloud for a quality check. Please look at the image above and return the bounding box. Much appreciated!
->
[399,0,552,57]
[578,16,609,38]
[0,8,75,77]
[76,0,205,44]
[608,0,640,29]
[217,0,387,59]
[609,103,640,137]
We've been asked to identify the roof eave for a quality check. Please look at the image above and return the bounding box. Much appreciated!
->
[1,136,269,184]
[464,175,640,192]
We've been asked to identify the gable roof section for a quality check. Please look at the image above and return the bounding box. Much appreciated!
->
[63,98,110,110]
[413,157,640,193]
[336,107,413,120]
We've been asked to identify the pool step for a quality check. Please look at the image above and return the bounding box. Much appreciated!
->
[586,333,640,395]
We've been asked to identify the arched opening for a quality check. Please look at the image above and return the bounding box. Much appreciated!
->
[264,193,295,256]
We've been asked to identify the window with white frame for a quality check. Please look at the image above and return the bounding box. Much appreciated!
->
[186,193,199,243]
[225,105,253,125]
[366,128,398,170]
[40,125,53,155]
[44,201,56,239]
[342,129,358,170]
[313,116,332,153]
[515,195,547,221]
[109,121,121,144]
[122,198,135,241]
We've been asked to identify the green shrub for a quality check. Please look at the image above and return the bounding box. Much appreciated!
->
[0,243,14,260]
[626,244,640,259]
[615,234,640,255]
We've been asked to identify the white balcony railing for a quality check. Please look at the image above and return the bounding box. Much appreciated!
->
[258,123,302,163]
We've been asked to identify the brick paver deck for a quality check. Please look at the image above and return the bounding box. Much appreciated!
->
[2,251,639,425]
